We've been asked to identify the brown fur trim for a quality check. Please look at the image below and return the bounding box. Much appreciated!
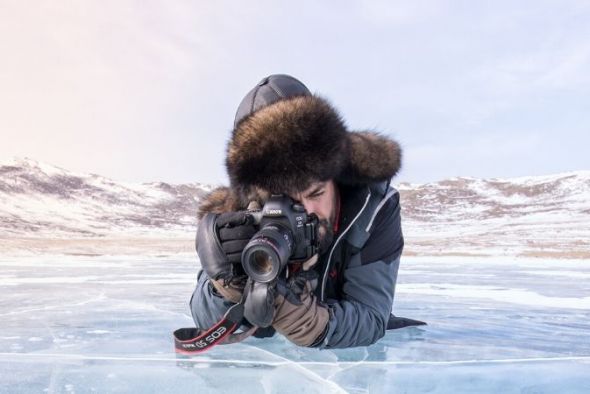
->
[197,186,271,218]
[222,93,403,204]
[196,187,232,219]
[338,131,402,185]
[226,95,349,195]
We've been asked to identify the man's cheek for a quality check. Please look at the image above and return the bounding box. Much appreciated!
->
[318,223,327,240]
[317,221,334,253]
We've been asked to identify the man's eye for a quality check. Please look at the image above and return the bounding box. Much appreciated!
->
[309,190,324,199]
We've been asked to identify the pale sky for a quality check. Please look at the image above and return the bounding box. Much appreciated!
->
[1,1,589,185]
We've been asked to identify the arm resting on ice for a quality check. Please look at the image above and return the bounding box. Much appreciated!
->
[319,257,400,348]
[318,188,403,349]
[189,270,235,329]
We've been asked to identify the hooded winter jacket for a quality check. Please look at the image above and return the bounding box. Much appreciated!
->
[189,179,403,349]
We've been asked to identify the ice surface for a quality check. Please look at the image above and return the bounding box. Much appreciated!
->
[1,254,589,393]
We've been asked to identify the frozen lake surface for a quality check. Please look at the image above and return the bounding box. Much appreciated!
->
[0,254,589,393]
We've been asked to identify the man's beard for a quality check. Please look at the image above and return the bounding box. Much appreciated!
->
[317,218,335,254]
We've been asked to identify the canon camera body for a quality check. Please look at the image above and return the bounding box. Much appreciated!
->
[241,195,319,283]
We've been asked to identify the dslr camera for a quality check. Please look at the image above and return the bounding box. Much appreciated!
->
[241,195,319,283]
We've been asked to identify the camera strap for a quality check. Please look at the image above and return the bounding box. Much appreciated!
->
[173,281,257,354]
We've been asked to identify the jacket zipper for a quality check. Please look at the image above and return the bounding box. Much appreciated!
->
[320,188,371,302]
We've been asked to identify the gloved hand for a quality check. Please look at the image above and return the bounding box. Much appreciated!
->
[196,211,256,303]
[272,256,330,347]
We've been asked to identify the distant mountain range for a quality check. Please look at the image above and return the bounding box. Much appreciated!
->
[1,158,589,258]
[398,172,590,259]
[0,158,211,238]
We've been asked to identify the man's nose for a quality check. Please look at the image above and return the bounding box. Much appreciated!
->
[301,199,317,215]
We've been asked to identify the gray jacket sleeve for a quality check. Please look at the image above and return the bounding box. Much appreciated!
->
[320,192,403,349]
[189,269,234,329]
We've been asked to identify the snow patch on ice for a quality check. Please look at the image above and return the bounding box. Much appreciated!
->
[397,283,590,309]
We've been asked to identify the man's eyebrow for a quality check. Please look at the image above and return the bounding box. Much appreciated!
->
[304,184,325,198]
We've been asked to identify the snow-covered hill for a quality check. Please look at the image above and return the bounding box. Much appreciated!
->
[399,172,590,258]
[0,158,212,238]
[1,158,588,258]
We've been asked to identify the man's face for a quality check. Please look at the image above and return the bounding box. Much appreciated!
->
[289,180,338,254]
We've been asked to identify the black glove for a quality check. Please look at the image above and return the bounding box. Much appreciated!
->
[215,211,257,264]
[196,211,256,303]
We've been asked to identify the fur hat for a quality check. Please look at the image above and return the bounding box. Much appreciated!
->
[199,74,402,217]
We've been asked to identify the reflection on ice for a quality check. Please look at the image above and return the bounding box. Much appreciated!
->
[1,255,589,393]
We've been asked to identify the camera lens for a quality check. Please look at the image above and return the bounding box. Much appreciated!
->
[242,224,293,283]
[251,250,274,275]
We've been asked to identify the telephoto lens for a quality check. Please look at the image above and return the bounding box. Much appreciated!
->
[241,223,294,283]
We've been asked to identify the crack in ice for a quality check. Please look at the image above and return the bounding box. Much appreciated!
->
[1,353,589,366]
